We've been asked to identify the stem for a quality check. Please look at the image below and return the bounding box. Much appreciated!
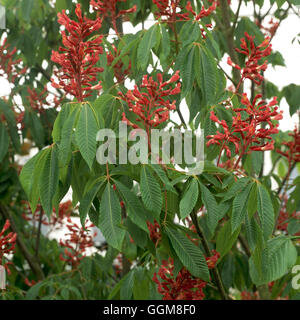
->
[35,209,43,258]
[190,210,228,300]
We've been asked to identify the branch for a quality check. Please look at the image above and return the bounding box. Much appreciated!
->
[190,210,228,300]
[0,204,45,281]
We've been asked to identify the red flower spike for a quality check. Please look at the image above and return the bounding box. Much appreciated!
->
[59,219,96,268]
[152,0,190,23]
[153,258,207,300]
[90,0,136,34]
[0,38,27,83]
[51,4,104,102]
[227,32,272,89]
[276,126,300,164]
[119,72,181,136]
[206,93,283,167]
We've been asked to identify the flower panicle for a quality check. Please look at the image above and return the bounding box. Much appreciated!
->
[118,71,181,130]
[51,4,104,102]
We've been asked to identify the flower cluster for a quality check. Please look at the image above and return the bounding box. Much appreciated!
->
[205,250,220,269]
[59,218,96,268]
[26,87,62,115]
[90,0,136,34]
[22,200,72,230]
[207,93,283,167]
[276,126,300,164]
[0,220,17,275]
[277,195,300,234]
[0,38,27,83]
[185,1,217,21]
[146,220,161,246]
[153,258,207,300]
[227,32,272,88]
[256,18,279,38]
[51,4,104,102]
[106,44,131,83]
[153,1,217,24]
[152,0,190,23]
[119,72,181,132]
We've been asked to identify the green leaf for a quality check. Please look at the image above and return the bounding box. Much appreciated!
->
[165,226,210,281]
[179,178,199,219]
[282,84,300,116]
[120,270,135,300]
[216,220,241,258]
[198,46,217,105]
[114,179,152,232]
[0,122,9,162]
[39,145,59,217]
[99,183,125,251]
[231,182,253,232]
[75,103,99,169]
[199,181,219,234]
[59,106,80,166]
[150,164,177,194]
[20,149,48,213]
[79,177,106,227]
[257,183,275,240]
[21,0,34,22]
[181,45,195,98]
[140,165,162,220]
[249,236,297,285]
[137,24,160,70]
[222,177,252,202]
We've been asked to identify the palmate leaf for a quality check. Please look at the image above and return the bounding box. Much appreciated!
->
[216,220,241,258]
[181,45,195,98]
[231,182,253,232]
[0,121,9,162]
[165,226,210,281]
[179,178,199,219]
[114,179,152,233]
[99,182,125,251]
[140,165,162,220]
[199,181,219,234]
[39,145,60,217]
[196,46,217,106]
[221,177,252,202]
[75,103,99,170]
[257,183,275,240]
[79,176,106,227]
[249,236,297,285]
[59,106,80,167]
[137,24,160,70]
[19,148,49,213]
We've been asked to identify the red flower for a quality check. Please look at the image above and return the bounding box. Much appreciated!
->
[59,218,96,268]
[153,258,207,300]
[147,220,161,246]
[206,93,283,167]
[227,32,272,89]
[119,72,181,134]
[0,38,27,83]
[256,18,279,38]
[276,126,300,164]
[185,1,217,21]
[106,44,131,83]
[0,220,17,275]
[152,0,190,22]
[51,4,104,102]
[91,0,136,34]
[205,250,220,269]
